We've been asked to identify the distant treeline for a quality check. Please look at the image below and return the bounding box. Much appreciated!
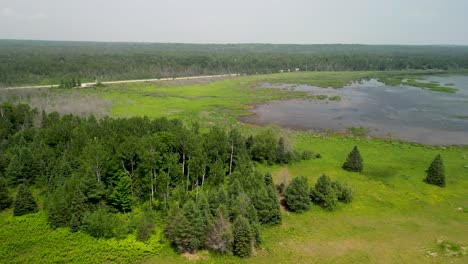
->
[1,40,468,86]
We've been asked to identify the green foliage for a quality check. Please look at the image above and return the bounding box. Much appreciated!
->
[400,79,458,93]
[247,203,262,247]
[233,215,253,258]
[253,186,281,225]
[347,127,369,137]
[310,175,354,210]
[264,172,273,187]
[6,147,37,185]
[59,77,81,88]
[208,188,228,216]
[82,208,117,238]
[276,137,289,163]
[265,185,282,224]
[0,177,12,211]
[284,176,310,213]
[300,150,314,160]
[46,185,70,228]
[342,146,363,172]
[310,175,338,211]
[13,184,38,216]
[332,181,354,204]
[0,211,163,263]
[208,159,226,186]
[424,154,446,187]
[69,188,88,232]
[165,207,195,253]
[329,95,342,101]
[110,174,133,212]
[136,206,156,242]
[182,200,206,251]
[251,130,278,164]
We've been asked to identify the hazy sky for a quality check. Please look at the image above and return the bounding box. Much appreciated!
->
[1,0,467,44]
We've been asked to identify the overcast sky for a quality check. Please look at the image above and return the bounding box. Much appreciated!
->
[1,0,467,44]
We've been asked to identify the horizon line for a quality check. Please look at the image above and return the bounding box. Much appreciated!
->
[1,38,468,47]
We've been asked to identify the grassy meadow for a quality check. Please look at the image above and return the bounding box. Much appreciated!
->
[1,70,467,263]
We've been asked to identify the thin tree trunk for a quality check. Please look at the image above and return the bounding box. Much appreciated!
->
[121,161,130,178]
[182,152,185,175]
[201,172,205,190]
[186,156,190,192]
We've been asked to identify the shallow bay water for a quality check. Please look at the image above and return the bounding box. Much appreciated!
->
[241,76,468,145]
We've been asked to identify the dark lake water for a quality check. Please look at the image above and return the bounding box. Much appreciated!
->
[241,76,468,145]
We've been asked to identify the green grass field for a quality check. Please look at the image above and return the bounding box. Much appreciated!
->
[1,70,467,263]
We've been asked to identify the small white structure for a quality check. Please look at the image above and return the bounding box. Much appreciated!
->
[295,68,300,72]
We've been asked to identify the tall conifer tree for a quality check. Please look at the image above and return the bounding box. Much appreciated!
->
[13,184,38,216]
[342,146,363,172]
[425,154,446,187]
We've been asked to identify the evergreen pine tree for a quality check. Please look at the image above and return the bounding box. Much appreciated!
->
[284,176,310,212]
[264,172,273,187]
[342,146,363,172]
[0,177,12,211]
[183,200,206,251]
[197,193,212,229]
[233,215,253,258]
[215,204,230,221]
[69,188,88,232]
[332,181,353,204]
[247,203,261,246]
[13,184,38,216]
[276,137,287,163]
[266,184,282,224]
[208,188,228,216]
[46,186,70,228]
[424,154,446,187]
[166,207,195,253]
[310,174,338,210]
[6,147,36,185]
[228,179,244,220]
[253,186,281,225]
[137,205,156,242]
[110,175,132,212]
[252,187,271,224]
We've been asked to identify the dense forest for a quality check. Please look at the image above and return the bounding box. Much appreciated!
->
[1,102,356,257]
[1,40,468,86]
